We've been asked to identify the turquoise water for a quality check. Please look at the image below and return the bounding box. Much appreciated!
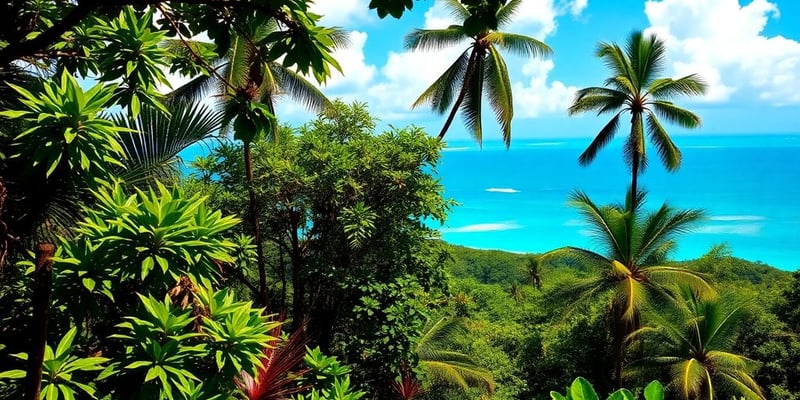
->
[436,134,800,271]
[180,134,800,270]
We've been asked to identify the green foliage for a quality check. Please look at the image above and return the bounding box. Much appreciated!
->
[110,288,278,399]
[56,180,238,302]
[0,327,108,400]
[94,7,171,117]
[550,377,665,400]
[0,71,127,182]
[628,287,765,400]
[350,277,431,384]
[415,317,495,394]
[186,101,453,395]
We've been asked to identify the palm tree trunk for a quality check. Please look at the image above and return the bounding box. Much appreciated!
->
[438,48,479,140]
[243,143,268,305]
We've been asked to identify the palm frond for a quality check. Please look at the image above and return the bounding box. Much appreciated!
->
[495,0,523,28]
[484,46,513,147]
[539,246,609,269]
[635,203,704,261]
[670,358,707,400]
[645,267,714,297]
[416,318,466,357]
[421,358,495,393]
[616,275,647,321]
[628,32,666,89]
[715,369,766,400]
[165,72,221,106]
[568,191,630,259]
[647,74,707,99]
[412,50,471,114]
[597,42,636,91]
[225,35,250,90]
[416,317,495,394]
[440,0,471,21]
[404,28,468,51]
[484,32,552,58]
[577,112,622,166]
[645,112,682,171]
[460,52,484,144]
[269,62,332,112]
[568,87,628,116]
[111,102,222,187]
[650,101,702,129]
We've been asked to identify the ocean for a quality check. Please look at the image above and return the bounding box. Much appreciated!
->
[180,133,800,271]
[435,134,800,271]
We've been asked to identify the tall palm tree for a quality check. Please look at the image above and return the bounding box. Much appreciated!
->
[167,21,346,307]
[568,31,706,208]
[415,317,495,394]
[405,0,552,147]
[627,287,765,400]
[541,189,713,387]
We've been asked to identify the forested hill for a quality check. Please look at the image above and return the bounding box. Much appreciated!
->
[445,243,791,288]
[432,242,799,400]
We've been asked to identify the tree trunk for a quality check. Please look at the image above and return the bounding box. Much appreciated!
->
[438,48,479,141]
[25,243,55,400]
[289,211,304,330]
[629,113,642,212]
[244,143,268,306]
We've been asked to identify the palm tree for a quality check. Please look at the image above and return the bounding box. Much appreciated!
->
[541,189,713,387]
[167,22,346,307]
[405,0,552,147]
[415,317,495,394]
[627,287,765,400]
[568,31,706,208]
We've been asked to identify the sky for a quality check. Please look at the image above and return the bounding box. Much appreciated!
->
[271,0,800,141]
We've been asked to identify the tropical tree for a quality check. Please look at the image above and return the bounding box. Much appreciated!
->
[627,287,765,400]
[166,18,344,306]
[541,190,713,387]
[405,0,552,147]
[415,317,495,394]
[568,31,706,208]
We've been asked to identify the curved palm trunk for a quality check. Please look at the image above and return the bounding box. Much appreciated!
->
[243,143,268,305]
[438,48,479,140]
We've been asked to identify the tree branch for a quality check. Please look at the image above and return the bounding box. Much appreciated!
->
[0,0,297,66]
[0,1,94,66]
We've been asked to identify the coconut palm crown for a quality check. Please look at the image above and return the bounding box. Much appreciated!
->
[569,31,707,207]
[405,0,552,147]
[627,287,765,400]
[541,189,714,386]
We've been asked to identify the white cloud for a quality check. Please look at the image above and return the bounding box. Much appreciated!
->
[326,31,377,90]
[695,223,763,235]
[644,0,800,104]
[513,59,577,117]
[310,0,370,27]
[485,187,521,193]
[442,222,523,233]
[423,0,586,38]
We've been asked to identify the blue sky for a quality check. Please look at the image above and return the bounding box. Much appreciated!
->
[271,0,800,142]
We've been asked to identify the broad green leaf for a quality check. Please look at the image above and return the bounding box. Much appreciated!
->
[570,377,599,400]
[0,369,25,379]
[644,381,665,400]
